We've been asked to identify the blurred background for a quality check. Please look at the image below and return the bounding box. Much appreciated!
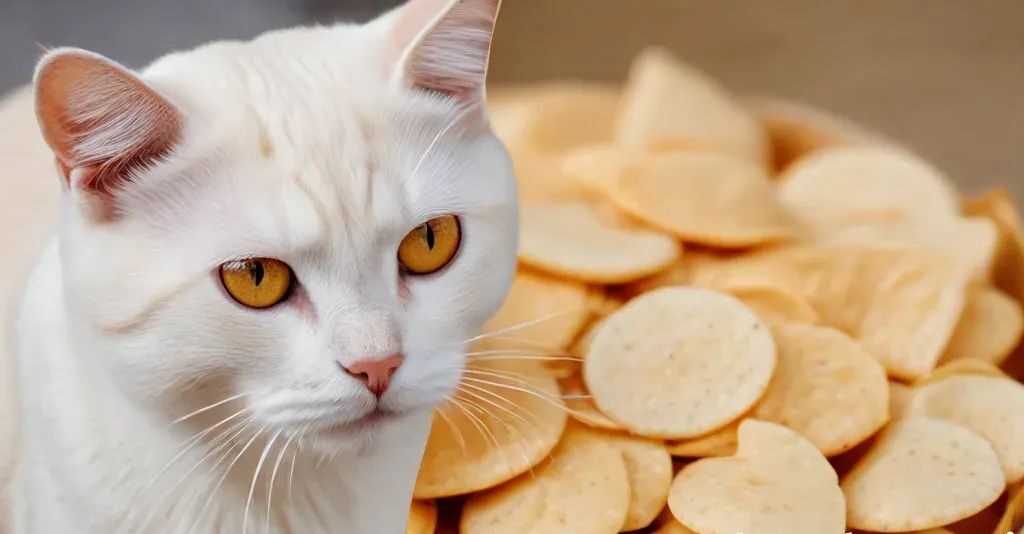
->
[1,0,1021,199]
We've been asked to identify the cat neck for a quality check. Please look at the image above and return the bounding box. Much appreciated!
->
[11,240,428,534]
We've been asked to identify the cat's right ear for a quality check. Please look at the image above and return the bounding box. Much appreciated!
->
[34,48,182,219]
[389,0,501,101]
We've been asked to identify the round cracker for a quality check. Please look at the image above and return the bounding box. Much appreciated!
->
[683,245,802,292]
[558,317,599,378]
[665,419,740,458]
[617,438,673,531]
[754,323,889,456]
[809,216,998,283]
[406,501,437,534]
[569,316,605,357]
[742,95,888,173]
[669,420,846,534]
[616,48,767,165]
[519,202,682,283]
[541,360,579,380]
[810,245,969,381]
[653,520,699,534]
[558,375,622,431]
[414,360,567,498]
[585,194,649,229]
[460,422,630,534]
[584,287,776,439]
[585,288,625,319]
[489,82,620,155]
[482,269,590,351]
[963,187,1024,304]
[727,284,820,324]
[996,483,1024,534]
[488,85,611,204]
[577,425,674,531]
[841,417,1004,531]
[906,374,1024,483]
[561,144,626,195]
[620,259,693,299]
[888,380,914,420]
[611,151,796,247]
[941,286,1024,366]
[915,359,1007,387]
[688,244,970,380]
[779,146,960,229]
[510,148,591,203]
[942,498,1004,534]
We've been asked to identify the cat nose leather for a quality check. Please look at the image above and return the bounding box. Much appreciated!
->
[341,354,404,397]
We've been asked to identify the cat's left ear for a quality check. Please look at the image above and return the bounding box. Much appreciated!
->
[390,0,501,101]
[34,48,183,219]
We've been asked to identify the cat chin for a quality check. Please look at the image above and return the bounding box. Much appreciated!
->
[298,408,424,456]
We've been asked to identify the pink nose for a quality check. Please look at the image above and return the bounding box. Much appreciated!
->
[341,354,404,397]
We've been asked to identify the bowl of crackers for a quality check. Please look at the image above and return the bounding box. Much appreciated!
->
[407,47,1024,534]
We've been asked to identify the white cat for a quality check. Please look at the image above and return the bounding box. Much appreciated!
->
[0,0,517,532]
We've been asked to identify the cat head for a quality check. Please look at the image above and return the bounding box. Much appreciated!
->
[33,0,516,451]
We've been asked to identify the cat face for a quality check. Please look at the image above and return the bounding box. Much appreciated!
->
[36,0,515,450]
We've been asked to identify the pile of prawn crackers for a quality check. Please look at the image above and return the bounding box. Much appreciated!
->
[406,48,1024,534]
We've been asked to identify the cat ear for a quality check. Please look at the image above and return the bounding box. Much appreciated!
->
[34,48,182,212]
[391,0,501,100]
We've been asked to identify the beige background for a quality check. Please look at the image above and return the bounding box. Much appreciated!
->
[489,0,1024,202]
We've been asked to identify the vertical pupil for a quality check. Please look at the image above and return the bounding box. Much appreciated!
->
[249,261,265,286]
[425,222,435,250]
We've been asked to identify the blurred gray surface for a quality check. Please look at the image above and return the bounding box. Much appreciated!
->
[0,0,402,91]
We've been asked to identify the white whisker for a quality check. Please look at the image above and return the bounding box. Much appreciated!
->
[467,354,583,364]
[168,416,253,534]
[265,433,297,532]
[461,367,548,385]
[139,406,251,496]
[448,398,508,473]
[458,391,532,457]
[188,423,270,534]
[315,447,330,470]
[459,374,568,412]
[459,310,577,346]
[171,391,251,425]
[457,382,546,443]
[183,422,259,534]
[408,102,479,184]
[123,413,253,534]
[243,430,282,534]
[469,334,571,352]
[465,348,576,358]
[287,436,302,504]
[456,394,534,475]
[437,399,468,455]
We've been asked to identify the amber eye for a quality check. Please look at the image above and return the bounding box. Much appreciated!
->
[220,258,293,309]
[398,215,461,275]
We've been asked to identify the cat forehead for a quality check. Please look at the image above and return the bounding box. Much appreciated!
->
[139,25,473,201]
[143,24,410,142]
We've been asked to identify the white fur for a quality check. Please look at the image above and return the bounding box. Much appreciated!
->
[1,1,517,532]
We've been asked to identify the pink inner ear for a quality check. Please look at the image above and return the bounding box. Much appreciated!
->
[35,50,181,198]
[394,0,500,98]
